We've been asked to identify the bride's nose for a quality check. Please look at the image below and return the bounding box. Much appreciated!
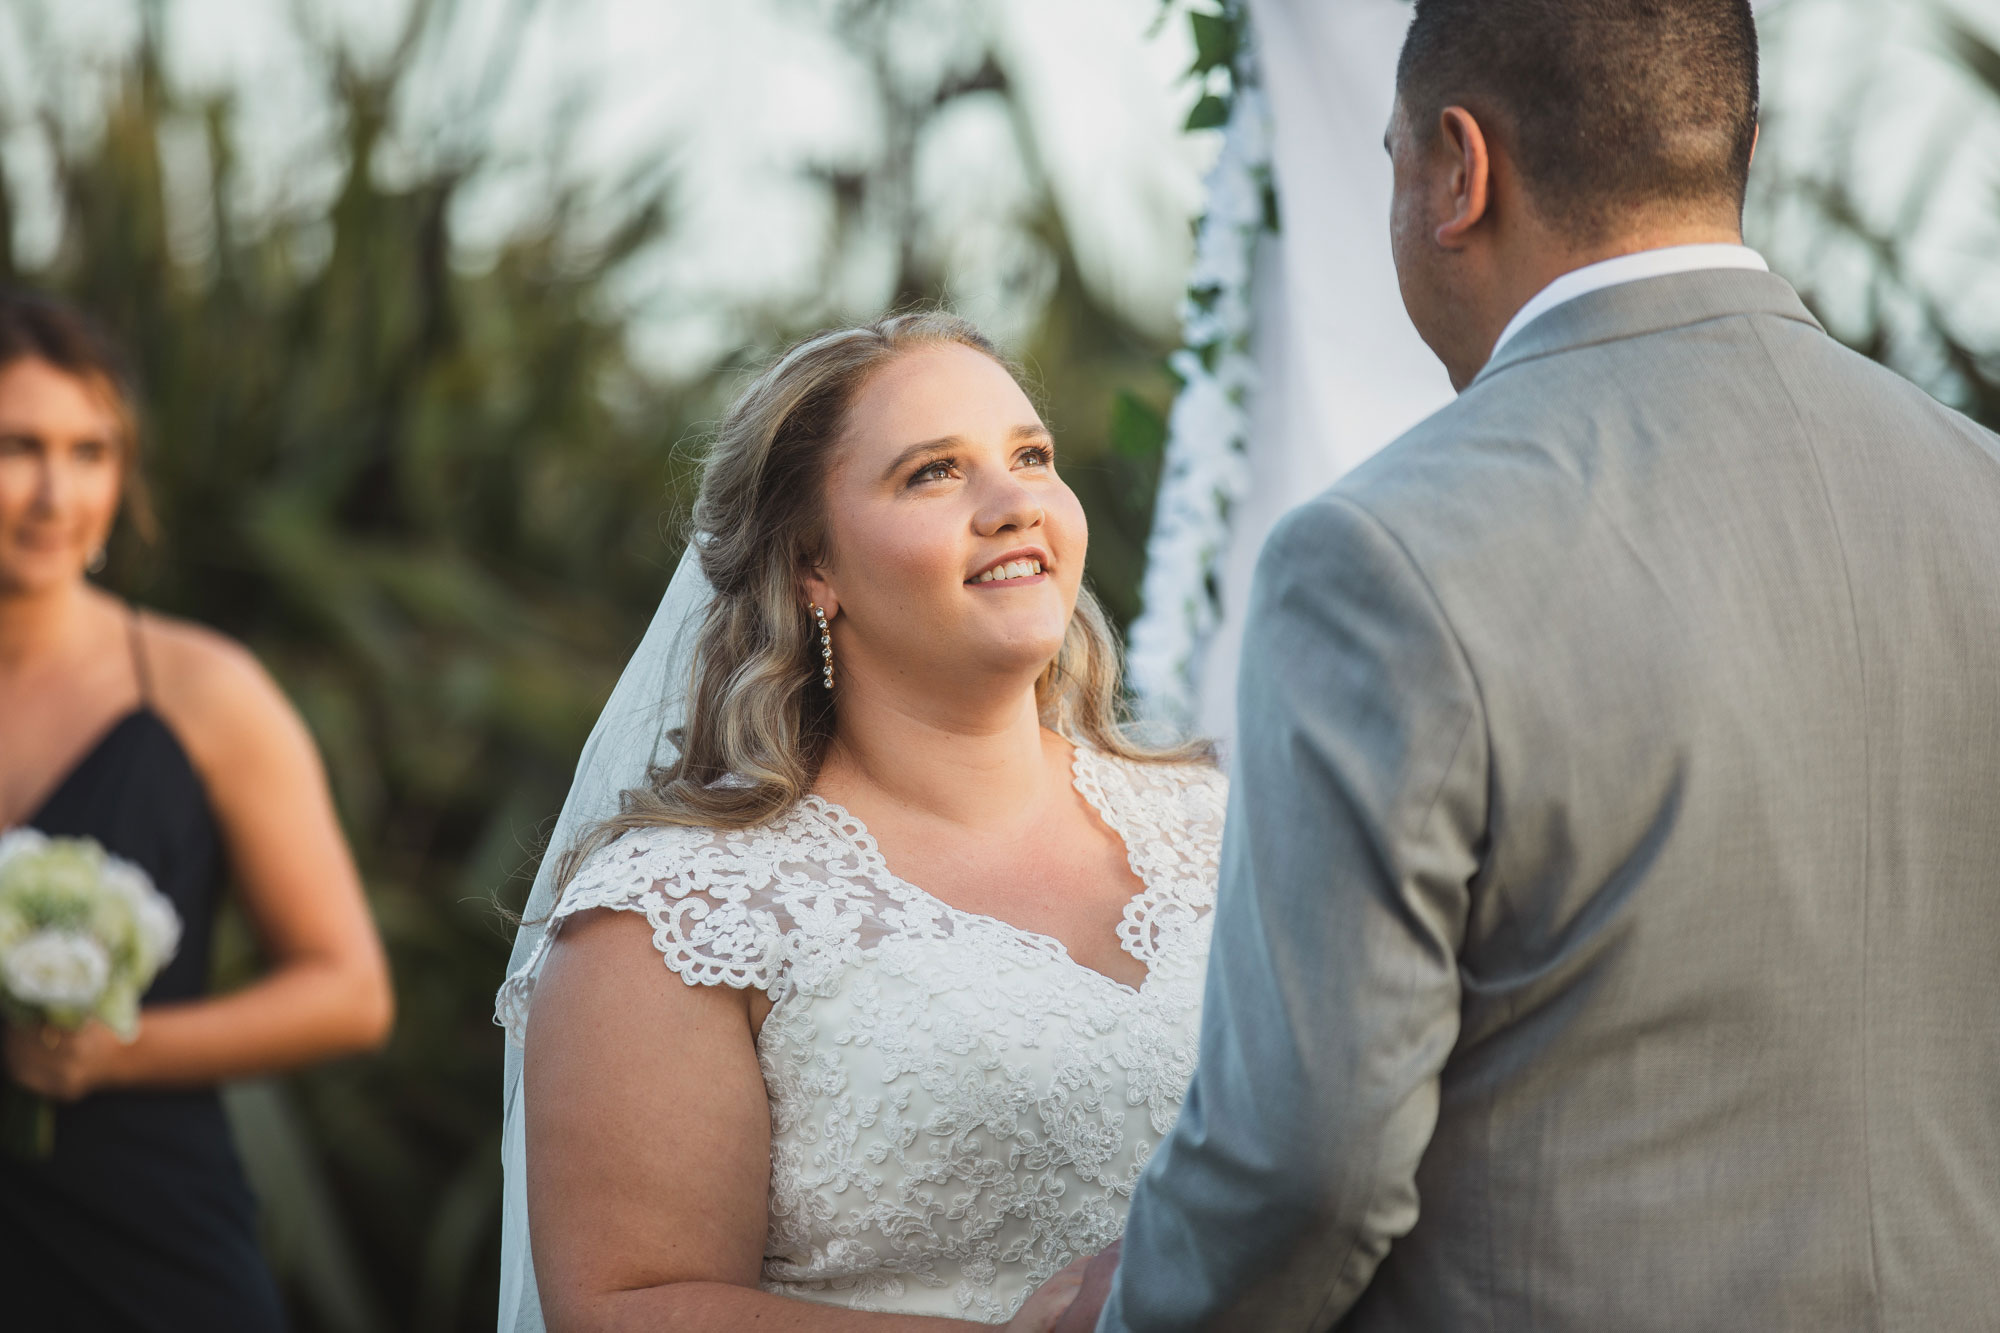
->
[972,474,1043,537]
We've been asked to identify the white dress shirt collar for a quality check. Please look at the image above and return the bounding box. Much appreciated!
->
[1488,243,1771,363]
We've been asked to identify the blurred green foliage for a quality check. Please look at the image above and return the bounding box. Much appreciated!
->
[1164,1,1246,130]
[0,2,1176,1328]
[1747,1,2000,434]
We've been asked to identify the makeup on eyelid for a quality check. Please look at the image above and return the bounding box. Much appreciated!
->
[906,444,1054,488]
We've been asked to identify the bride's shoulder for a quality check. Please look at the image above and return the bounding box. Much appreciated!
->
[567,819,713,882]
[505,814,832,1035]
[566,801,856,900]
[1082,744,1228,807]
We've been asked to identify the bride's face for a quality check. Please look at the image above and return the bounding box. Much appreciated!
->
[807,342,1086,703]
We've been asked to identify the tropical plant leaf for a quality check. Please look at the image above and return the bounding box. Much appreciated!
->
[1189,9,1239,76]
[223,1081,389,1333]
[1185,93,1230,131]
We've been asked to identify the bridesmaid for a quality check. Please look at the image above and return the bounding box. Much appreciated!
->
[0,290,394,1330]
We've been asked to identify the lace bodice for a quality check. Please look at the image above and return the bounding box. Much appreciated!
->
[497,746,1224,1322]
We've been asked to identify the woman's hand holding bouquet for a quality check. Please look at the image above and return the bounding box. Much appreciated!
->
[0,828,181,1157]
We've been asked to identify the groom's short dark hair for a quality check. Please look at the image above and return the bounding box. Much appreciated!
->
[1396,0,1759,240]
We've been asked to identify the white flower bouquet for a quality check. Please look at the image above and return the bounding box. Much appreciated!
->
[0,828,182,1157]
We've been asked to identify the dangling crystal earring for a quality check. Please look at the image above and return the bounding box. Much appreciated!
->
[86,547,107,575]
[811,604,833,690]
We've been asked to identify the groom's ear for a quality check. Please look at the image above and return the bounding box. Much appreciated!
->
[1434,106,1493,250]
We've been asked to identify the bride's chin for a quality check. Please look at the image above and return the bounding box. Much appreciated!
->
[943,634,1067,686]
[999,648,1070,688]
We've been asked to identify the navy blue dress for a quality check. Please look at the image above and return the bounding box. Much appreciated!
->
[0,618,285,1330]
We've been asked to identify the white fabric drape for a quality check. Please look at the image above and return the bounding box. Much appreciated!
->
[1193,0,1453,740]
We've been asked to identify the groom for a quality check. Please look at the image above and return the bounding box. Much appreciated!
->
[1065,1,2000,1329]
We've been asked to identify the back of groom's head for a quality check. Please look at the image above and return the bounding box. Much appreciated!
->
[1397,0,1759,241]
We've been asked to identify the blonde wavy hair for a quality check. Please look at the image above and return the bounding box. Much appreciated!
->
[557,311,1205,890]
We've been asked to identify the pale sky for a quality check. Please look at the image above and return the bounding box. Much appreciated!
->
[0,0,1212,376]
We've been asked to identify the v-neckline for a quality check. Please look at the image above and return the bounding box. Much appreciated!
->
[12,707,153,830]
[804,746,1159,997]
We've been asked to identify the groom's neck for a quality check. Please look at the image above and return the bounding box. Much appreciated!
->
[1468,215,1748,380]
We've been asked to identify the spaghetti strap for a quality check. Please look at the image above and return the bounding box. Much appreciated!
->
[126,605,154,707]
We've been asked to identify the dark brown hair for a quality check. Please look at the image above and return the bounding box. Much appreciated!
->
[1397,0,1760,241]
[0,288,155,542]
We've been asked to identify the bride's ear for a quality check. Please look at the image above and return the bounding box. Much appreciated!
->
[799,563,839,622]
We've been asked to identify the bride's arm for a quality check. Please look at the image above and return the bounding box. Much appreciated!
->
[527,907,1081,1332]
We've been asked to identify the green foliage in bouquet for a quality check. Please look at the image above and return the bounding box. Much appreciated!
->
[0,830,181,1039]
[0,829,182,1157]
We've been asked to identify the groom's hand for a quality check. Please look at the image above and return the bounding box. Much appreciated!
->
[1049,1239,1120,1333]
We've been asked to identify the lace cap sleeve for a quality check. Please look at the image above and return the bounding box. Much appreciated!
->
[494,823,792,1049]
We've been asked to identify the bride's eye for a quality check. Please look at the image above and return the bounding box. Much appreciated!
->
[910,458,957,486]
[1018,445,1052,469]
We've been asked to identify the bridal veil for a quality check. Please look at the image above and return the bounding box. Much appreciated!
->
[495,541,712,1333]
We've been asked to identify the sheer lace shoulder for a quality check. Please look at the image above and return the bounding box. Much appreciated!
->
[495,813,871,1047]
[1072,748,1227,967]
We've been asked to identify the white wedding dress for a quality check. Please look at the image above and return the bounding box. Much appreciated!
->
[497,745,1224,1322]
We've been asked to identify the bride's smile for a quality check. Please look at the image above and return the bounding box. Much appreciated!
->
[966,549,1048,586]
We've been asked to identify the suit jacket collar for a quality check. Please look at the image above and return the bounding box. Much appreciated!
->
[1470,268,1826,389]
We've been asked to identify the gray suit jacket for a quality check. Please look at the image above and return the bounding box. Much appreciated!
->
[1102,270,2000,1332]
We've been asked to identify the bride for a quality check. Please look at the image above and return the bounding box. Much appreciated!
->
[495,312,1226,1331]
